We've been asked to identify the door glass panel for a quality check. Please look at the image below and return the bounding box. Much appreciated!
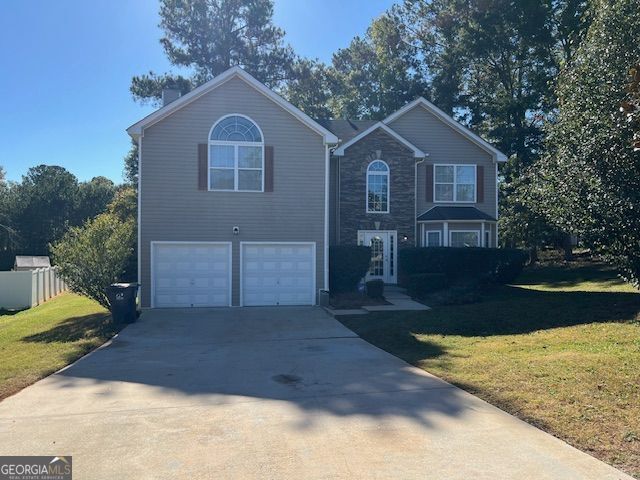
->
[389,234,394,276]
[369,236,384,277]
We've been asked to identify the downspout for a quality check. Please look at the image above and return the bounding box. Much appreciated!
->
[137,133,143,304]
[324,142,338,292]
[414,156,425,246]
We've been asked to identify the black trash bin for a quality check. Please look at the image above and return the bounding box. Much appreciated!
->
[106,283,139,324]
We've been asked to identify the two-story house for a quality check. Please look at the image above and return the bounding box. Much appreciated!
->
[127,67,506,308]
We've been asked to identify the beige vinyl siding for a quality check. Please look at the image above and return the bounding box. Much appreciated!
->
[140,76,326,307]
[388,105,497,219]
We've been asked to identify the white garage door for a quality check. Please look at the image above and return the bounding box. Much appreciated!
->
[242,243,316,306]
[152,242,231,308]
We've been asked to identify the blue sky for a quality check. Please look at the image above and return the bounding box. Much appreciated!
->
[0,0,394,184]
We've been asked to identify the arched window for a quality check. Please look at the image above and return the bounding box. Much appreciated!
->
[366,160,390,213]
[209,115,264,191]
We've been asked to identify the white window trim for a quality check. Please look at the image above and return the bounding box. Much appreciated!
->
[208,114,265,192]
[366,160,390,214]
[434,164,477,203]
[449,230,481,248]
[424,230,442,247]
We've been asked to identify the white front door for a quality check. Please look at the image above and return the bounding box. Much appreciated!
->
[241,242,316,306]
[358,231,397,284]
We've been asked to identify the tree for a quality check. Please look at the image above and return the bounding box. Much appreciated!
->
[52,213,136,308]
[123,140,139,187]
[391,0,467,116]
[281,59,333,118]
[76,176,117,224]
[131,0,295,105]
[394,0,592,251]
[327,14,427,119]
[10,165,79,255]
[530,0,640,285]
[107,186,138,282]
[0,167,19,254]
[627,62,640,151]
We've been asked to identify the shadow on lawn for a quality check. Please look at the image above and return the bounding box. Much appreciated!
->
[342,285,640,341]
[22,312,116,343]
[515,264,628,290]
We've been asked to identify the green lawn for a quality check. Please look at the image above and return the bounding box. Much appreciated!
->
[0,293,119,400]
[338,263,640,478]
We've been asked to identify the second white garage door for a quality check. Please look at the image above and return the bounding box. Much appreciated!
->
[241,242,316,306]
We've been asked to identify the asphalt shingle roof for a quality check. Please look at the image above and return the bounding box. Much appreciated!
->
[313,119,378,144]
[417,206,496,222]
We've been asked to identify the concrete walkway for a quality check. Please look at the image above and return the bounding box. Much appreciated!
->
[363,285,430,312]
[0,307,631,479]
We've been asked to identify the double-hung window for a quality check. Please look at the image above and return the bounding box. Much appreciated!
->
[366,160,390,213]
[434,164,476,202]
[209,115,264,191]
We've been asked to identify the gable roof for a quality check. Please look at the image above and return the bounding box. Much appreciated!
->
[417,206,496,222]
[127,67,339,144]
[332,122,426,158]
[383,98,508,162]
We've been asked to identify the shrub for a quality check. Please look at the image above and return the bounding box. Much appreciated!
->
[428,284,483,306]
[329,245,371,293]
[494,257,526,283]
[365,279,384,298]
[51,213,136,309]
[407,273,448,297]
[399,247,528,286]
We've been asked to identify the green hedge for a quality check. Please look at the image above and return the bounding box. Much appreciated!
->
[399,247,528,286]
[329,245,371,293]
[365,279,384,299]
[406,273,449,297]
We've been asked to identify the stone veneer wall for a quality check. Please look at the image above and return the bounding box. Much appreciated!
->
[337,128,417,247]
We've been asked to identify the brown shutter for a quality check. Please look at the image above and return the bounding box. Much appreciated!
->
[198,144,208,190]
[264,146,274,192]
[476,165,484,203]
[425,164,434,202]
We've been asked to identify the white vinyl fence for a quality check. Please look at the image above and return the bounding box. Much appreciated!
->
[0,267,67,310]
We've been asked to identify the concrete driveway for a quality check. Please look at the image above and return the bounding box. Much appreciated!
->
[0,307,631,479]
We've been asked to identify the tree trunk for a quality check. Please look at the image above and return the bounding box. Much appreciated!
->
[563,234,574,261]
[529,246,538,265]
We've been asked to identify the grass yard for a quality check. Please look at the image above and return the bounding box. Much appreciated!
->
[339,262,640,478]
[0,293,119,401]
